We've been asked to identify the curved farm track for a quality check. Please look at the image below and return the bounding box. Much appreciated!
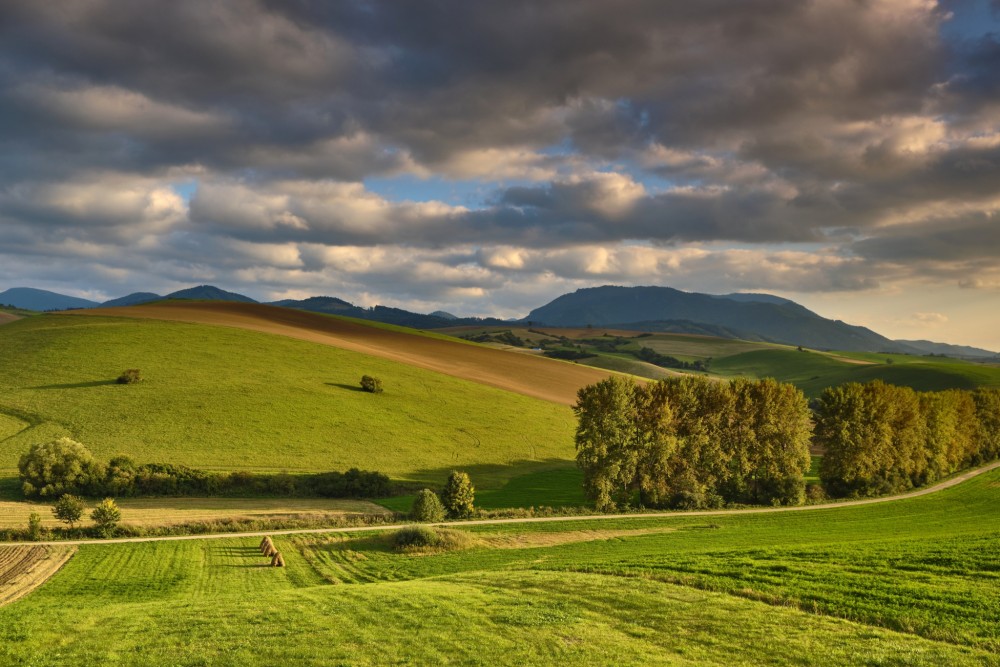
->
[72,302,614,406]
[7,460,998,549]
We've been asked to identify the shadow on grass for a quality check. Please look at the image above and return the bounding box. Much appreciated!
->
[214,544,275,568]
[325,383,366,392]
[29,380,118,390]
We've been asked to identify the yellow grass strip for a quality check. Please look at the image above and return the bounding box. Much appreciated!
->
[0,497,390,529]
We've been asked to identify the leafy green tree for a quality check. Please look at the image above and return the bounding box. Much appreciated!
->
[19,438,106,498]
[90,498,122,537]
[972,388,1000,461]
[360,375,383,393]
[410,489,445,522]
[817,381,924,497]
[440,471,475,519]
[27,512,43,541]
[729,378,811,505]
[573,376,644,510]
[53,494,85,529]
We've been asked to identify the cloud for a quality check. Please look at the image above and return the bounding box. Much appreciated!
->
[0,0,997,347]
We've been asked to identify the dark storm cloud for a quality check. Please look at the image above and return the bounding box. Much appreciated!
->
[0,0,998,314]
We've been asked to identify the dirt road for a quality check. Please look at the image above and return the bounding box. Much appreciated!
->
[7,460,997,548]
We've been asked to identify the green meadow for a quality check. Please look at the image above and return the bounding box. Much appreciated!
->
[1,467,997,665]
[0,314,576,487]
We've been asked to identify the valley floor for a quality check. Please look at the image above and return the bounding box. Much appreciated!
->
[1,466,998,665]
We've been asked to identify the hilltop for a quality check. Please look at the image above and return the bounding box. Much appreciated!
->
[525,285,912,353]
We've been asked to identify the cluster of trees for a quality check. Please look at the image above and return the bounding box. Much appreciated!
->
[49,495,122,536]
[18,438,392,499]
[574,376,812,511]
[632,347,710,372]
[816,382,1000,496]
[411,471,476,521]
[576,376,1000,510]
[461,330,527,347]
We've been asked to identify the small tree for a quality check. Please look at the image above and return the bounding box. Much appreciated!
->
[117,368,142,384]
[19,438,105,498]
[53,494,85,529]
[440,471,475,519]
[411,489,445,522]
[90,498,122,537]
[27,512,43,541]
[360,375,383,393]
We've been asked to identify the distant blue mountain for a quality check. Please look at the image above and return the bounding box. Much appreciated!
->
[0,287,99,311]
[525,285,918,353]
[164,285,257,303]
[101,292,162,307]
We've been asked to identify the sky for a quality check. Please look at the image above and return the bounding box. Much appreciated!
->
[1,0,999,349]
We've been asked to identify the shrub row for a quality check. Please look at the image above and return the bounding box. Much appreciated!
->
[19,442,393,499]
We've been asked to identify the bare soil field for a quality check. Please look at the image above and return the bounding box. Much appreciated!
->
[0,545,74,606]
[0,313,21,326]
[71,302,614,405]
[0,497,389,530]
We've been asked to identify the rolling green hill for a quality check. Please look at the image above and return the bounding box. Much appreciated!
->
[444,325,1000,396]
[713,349,1000,397]
[0,314,577,487]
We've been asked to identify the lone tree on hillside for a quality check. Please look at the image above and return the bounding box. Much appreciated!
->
[411,489,445,522]
[19,438,105,498]
[440,471,475,519]
[117,368,142,384]
[360,375,383,393]
[90,498,122,537]
[53,494,85,529]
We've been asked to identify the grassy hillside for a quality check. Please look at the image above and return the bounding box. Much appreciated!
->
[714,349,1000,397]
[447,325,1000,397]
[0,314,577,487]
[1,467,997,665]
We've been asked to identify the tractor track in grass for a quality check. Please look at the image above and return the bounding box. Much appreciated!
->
[4,460,998,548]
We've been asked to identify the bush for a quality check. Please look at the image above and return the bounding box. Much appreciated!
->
[53,494,85,529]
[19,438,106,498]
[410,489,445,522]
[91,498,122,537]
[360,375,383,393]
[390,525,475,552]
[391,525,440,549]
[440,471,475,519]
[117,368,142,384]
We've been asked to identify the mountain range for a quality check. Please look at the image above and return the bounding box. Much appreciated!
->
[1,284,996,358]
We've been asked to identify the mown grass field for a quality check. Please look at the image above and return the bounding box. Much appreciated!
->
[0,314,578,488]
[0,468,997,665]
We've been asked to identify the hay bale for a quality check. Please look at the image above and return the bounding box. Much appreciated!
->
[264,544,277,557]
[259,536,271,550]
[259,537,274,554]
[271,552,285,567]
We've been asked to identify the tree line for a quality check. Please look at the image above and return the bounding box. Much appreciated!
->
[18,438,392,499]
[575,376,1000,510]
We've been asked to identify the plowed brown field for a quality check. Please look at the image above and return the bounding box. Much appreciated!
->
[0,545,74,606]
[0,313,20,325]
[70,302,615,405]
